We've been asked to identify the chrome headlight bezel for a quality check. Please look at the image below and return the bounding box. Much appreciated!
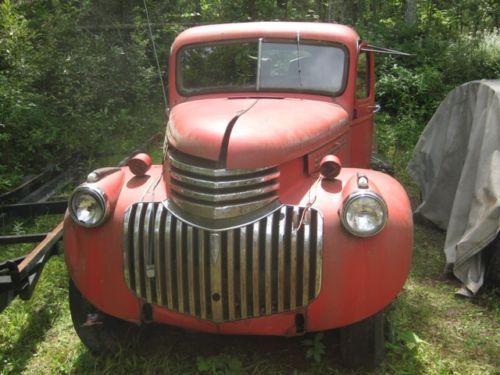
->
[68,185,110,228]
[341,190,388,237]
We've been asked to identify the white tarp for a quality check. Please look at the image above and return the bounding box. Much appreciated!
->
[408,80,500,294]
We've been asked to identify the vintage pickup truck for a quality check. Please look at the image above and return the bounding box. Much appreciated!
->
[64,22,413,368]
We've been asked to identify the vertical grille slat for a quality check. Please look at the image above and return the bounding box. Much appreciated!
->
[133,203,145,297]
[175,219,184,313]
[187,226,196,315]
[277,206,286,312]
[123,205,134,290]
[143,203,154,302]
[198,229,207,319]
[315,215,324,296]
[123,203,323,323]
[239,228,248,319]
[302,216,311,306]
[252,222,260,317]
[154,205,164,306]
[289,207,299,311]
[264,216,273,315]
[227,230,236,321]
[164,213,174,309]
[210,233,223,322]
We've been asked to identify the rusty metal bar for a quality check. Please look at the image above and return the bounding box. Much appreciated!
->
[1,221,63,313]
[17,222,63,275]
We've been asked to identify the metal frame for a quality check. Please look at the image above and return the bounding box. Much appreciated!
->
[0,222,63,313]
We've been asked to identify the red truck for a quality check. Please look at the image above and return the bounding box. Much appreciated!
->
[64,22,413,368]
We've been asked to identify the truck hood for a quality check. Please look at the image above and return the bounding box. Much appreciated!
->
[167,97,349,169]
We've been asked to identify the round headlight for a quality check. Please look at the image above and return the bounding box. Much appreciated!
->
[341,191,387,237]
[69,185,109,227]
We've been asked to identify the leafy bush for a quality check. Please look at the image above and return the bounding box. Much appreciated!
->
[1,0,499,191]
[371,25,500,169]
[0,1,162,193]
[444,29,500,84]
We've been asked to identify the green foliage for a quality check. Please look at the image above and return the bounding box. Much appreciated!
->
[1,0,498,191]
[302,332,326,363]
[0,1,161,193]
[444,30,500,84]
[196,354,246,375]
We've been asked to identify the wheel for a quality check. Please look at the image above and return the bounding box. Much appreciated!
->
[339,309,385,369]
[69,279,141,354]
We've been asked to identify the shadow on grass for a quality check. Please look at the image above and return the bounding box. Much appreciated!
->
[67,318,435,375]
[2,306,55,374]
[70,325,312,374]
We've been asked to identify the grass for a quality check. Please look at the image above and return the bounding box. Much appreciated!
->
[1,166,499,374]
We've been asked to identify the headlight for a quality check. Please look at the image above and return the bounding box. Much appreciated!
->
[341,191,387,237]
[68,185,109,227]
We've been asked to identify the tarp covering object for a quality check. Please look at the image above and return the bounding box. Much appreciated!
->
[408,80,500,294]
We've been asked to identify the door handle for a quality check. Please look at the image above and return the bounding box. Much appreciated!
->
[368,104,381,113]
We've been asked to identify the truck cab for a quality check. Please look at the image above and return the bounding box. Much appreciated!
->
[64,22,412,368]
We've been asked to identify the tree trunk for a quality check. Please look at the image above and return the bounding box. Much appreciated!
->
[405,0,417,26]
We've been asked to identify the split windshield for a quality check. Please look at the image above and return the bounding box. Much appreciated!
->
[177,39,346,96]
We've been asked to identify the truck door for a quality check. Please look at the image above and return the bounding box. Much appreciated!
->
[350,49,375,168]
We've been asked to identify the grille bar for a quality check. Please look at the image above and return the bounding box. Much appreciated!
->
[168,150,280,220]
[124,203,323,323]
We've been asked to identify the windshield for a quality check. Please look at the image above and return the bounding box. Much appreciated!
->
[177,39,346,96]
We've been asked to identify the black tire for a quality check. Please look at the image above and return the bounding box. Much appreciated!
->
[69,279,141,354]
[339,309,385,369]
[485,234,500,286]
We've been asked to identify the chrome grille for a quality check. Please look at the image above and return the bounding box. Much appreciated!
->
[123,203,323,323]
[168,150,280,219]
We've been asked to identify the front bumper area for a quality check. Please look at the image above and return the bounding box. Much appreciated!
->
[64,166,413,336]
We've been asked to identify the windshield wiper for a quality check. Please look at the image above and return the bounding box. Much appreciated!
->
[296,31,303,88]
[256,38,263,91]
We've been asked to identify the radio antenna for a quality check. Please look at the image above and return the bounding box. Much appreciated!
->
[142,0,168,109]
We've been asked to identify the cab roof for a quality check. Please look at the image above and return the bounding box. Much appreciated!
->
[171,22,360,51]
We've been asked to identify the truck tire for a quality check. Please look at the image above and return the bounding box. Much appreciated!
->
[339,309,385,369]
[69,279,140,354]
[485,234,500,286]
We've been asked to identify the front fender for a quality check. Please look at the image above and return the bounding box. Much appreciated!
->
[279,158,413,329]
[64,165,166,321]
